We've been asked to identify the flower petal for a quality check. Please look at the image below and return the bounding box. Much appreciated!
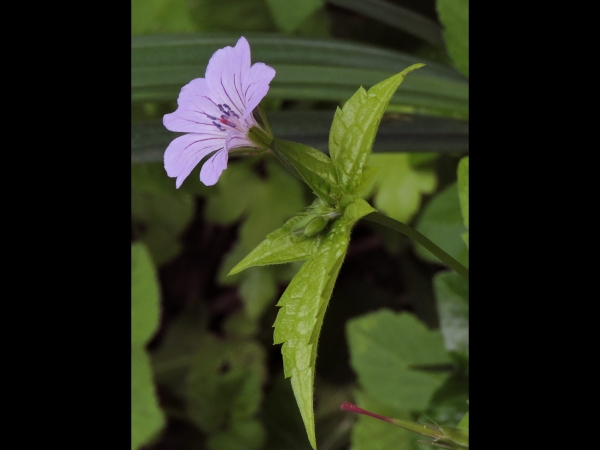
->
[241,62,276,121]
[200,148,229,186]
[164,133,225,188]
[224,130,255,152]
[205,37,252,119]
[164,79,223,133]
[177,78,208,107]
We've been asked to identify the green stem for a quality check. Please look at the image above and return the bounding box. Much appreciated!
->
[363,212,469,280]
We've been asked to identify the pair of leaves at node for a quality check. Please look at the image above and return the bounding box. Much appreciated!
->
[230,64,424,449]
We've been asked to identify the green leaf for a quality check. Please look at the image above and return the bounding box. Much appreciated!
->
[273,218,350,449]
[437,0,469,78]
[273,138,342,203]
[228,214,322,275]
[131,243,165,450]
[457,156,468,229]
[350,391,422,450]
[131,188,195,266]
[187,335,266,433]
[131,0,196,35]
[131,34,469,118]
[269,197,373,449]
[266,0,323,33]
[414,182,468,267]
[131,243,161,345]
[329,64,425,195]
[132,113,469,164]
[354,164,380,195]
[365,153,437,223]
[131,348,166,450]
[457,411,469,429]
[434,271,468,358]
[342,197,377,225]
[426,373,469,427]
[346,309,452,412]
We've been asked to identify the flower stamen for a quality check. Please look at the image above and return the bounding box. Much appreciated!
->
[211,120,226,131]
[219,116,237,128]
[218,103,240,119]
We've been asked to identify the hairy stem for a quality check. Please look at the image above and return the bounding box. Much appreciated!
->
[363,212,469,280]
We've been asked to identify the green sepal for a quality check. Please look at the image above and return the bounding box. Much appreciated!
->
[304,215,330,237]
[272,137,342,203]
[328,63,425,195]
[247,125,274,149]
[290,214,322,235]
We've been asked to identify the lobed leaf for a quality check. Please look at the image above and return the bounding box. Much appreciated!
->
[270,196,374,449]
[346,309,452,412]
[187,336,266,433]
[329,64,425,195]
[364,153,437,223]
[273,219,350,449]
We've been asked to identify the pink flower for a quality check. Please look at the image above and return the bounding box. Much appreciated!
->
[163,37,276,187]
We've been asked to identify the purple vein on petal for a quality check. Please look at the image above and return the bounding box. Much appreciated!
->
[220,78,243,118]
[200,148,228,186]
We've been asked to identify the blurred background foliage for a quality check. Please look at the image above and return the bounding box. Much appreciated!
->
[131,0,468,449]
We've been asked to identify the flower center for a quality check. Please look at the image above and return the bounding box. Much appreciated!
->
[206,103,243,132]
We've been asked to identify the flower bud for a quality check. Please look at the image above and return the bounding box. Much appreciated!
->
[303,215,330,237]
[291,215,319,235]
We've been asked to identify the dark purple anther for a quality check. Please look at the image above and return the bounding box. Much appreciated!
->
[219,103,240,119]
[206,115,218,121]
[212,120,226,131]
[218,104,230,117]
